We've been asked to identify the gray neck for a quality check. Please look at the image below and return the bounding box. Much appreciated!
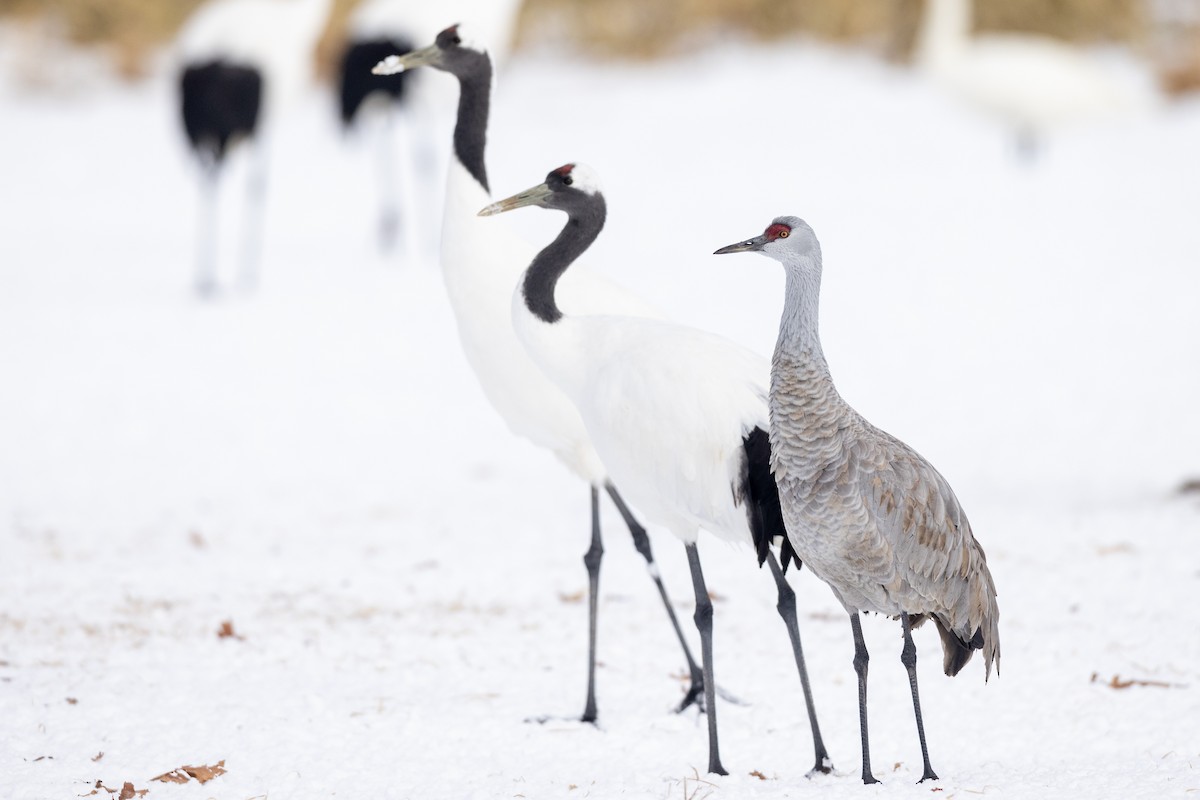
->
[775,257,829,373]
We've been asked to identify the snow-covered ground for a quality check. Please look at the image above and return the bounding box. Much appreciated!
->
[2,33,1198,800]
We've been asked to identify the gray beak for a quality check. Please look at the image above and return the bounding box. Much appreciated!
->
[373,42,442,75]
[478,182,554,217]
[713,234,769,255]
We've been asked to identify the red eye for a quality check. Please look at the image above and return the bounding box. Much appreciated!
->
[765,223,792,241]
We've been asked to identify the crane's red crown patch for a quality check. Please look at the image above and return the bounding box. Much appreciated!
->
[765,223,792,241]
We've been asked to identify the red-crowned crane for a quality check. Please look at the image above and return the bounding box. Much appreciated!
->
[479,163,832,777]
[176,0,332,296]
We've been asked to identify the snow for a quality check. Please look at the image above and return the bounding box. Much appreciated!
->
[2,34,1199,800]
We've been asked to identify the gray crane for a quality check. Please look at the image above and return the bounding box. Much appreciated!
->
[716,217,1000,784]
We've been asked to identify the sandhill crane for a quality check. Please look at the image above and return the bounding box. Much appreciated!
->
[369,25,709,725]
[716,216,1000,783]
[176,0,332,296]
[479,164,832,777]
[916,0,1146,158]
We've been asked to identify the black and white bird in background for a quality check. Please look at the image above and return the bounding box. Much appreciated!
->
[176,0,333,297]
[337,0,522,261]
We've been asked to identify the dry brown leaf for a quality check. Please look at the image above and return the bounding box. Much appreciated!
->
[183,760,227,784]
[557,590,585,604]
[117,782,147,799]
[153,759,226,785]
[67,697,78,705]
[1090,672,1180,689]
[189,530,207,548]
[151,769,189,784]
[80,780,142,798]
[216,621,243,640]
[91,752,104,762]
[749,770,768,780]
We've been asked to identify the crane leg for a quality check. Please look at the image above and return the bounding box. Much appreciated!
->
[376,105,404,255]
[685,542,727,776]
[605,483,703,712]
[238,141,268,293]
[766,551,832,775]
[901,613,938,782]
[579,485,603,724]
[194,162,220,298]
[850,613,880,784]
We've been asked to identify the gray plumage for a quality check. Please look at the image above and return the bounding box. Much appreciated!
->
[770,344,999,677]
[715,216,999,783]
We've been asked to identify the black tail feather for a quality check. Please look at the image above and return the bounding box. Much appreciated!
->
[933,616,982,677]
[742,427,801,572]
[180,60,263,166]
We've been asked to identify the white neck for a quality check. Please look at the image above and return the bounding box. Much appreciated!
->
[916,0,972,68]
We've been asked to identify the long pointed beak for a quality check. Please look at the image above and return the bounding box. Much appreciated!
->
[478,182,554,217]
[713,234,769,255]
[373,42,442,75]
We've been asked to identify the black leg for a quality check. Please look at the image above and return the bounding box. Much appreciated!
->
[605,483,704,711]
[850,613,879,785]
[901,613,938,782]
[685,542,727,776]
[766,551,832,775]
[580,486,603,724]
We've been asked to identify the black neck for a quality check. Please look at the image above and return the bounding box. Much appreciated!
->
[454,63,492,193]
[522,196,607,324]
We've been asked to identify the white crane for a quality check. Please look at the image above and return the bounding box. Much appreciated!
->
[176,0,332,296]
[715,216,1000,783]
[370,25,711,725]
[916,0,1146,158]
[336,0,522,257]
[479,163,831,777]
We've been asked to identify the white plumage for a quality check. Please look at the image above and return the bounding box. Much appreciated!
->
[175,0,333,295]
[177,0,331,120]
[524,313,770,542]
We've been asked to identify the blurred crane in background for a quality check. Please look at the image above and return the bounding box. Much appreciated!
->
[335,0,522,262]
[176,0,333,296]
[915,0,1156,158]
